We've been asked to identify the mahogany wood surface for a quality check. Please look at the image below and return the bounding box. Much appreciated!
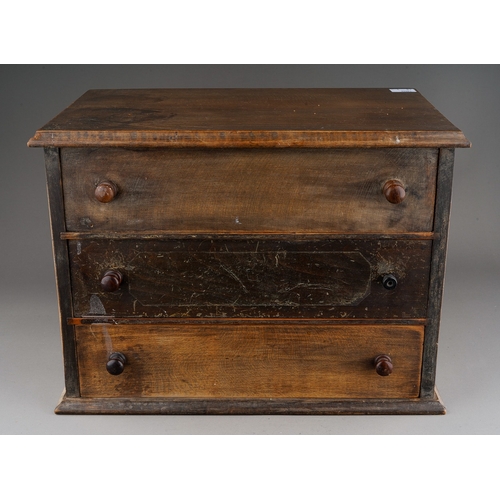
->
[68,238,431,319]
[75,323,424,399]
[28,89,470,148]
[61,147,438,233]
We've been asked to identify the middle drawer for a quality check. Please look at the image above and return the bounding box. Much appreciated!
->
[69,238,431,319]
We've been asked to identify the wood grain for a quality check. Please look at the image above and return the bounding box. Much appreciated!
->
[61,147,438,233]
[68,238,432,319]
[28,89,470,148]
[75,323,424,399]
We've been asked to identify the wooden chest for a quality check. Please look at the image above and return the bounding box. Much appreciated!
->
[28,88,470,414]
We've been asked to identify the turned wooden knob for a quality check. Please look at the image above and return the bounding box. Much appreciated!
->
[100,270,123,292]
[383,180,406,204]
[374,354,393,376]
[382,274,398,290]
[106,352,127,375]
[95,180,118,203]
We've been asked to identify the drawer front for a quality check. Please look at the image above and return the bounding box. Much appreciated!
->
[76,323,424,399]
[61,148,438,233]
[69,239,431,319]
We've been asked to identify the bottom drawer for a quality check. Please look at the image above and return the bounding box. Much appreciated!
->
[76,324,424,399]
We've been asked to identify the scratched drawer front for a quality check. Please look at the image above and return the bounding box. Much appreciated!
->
[76,323,424,399]
[69,239,431,319]
[61,148,438,233]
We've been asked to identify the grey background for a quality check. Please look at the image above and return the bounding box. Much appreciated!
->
[1,64,498,434]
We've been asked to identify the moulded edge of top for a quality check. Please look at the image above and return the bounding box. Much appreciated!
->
[27,129,471,148]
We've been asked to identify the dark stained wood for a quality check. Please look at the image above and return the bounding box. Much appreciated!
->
[55,393,446,415]
[60,231,438,240]
[61,147,439,233]
[75,323,424,399]
[43,147,80,397]
[68,238,432,319]
[421,149,455,398]
[68,317,427,325]
[28,89,470,148]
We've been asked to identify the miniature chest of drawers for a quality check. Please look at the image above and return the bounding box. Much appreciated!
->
[29,88,470,415]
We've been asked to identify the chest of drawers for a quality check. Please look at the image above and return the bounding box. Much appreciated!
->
[28,88,470,414]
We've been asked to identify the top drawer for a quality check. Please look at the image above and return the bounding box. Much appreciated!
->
[61,148,438,233]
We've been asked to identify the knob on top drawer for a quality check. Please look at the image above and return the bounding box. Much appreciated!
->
[383,179,406,204]
[94,180,118,203]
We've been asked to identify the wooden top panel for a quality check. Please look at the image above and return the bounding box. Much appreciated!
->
[28,88,470,148]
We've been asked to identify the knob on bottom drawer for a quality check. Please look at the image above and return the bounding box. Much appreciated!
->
[106,352,127,375]
[374,354,393,376]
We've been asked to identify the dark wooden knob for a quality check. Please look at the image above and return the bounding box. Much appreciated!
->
[382,274,398,290]
[106,352,126,375]
[100,270,123,292]
[95,180,118,203]
[374,354,393,376]
[383,180,406,204]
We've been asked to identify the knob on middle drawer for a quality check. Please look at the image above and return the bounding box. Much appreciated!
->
[382,274,398,290]
[101,270,123,292]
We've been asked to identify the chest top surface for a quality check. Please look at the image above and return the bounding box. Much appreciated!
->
[28,88,470,149]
